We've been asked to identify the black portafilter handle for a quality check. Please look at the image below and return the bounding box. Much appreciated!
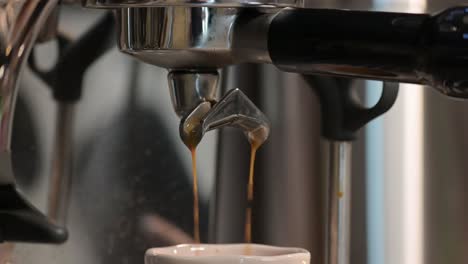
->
[268,6,468,98]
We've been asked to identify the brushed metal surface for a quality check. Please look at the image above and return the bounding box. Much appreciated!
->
[84,0,303,8]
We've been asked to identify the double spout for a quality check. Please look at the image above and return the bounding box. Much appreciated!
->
[168,71,270,148]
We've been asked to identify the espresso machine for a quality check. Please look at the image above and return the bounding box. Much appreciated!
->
[2,0,468,263]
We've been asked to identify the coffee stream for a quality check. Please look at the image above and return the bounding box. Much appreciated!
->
[182,121,203,243]
[245,144,259,244]
[187,144,260,246]
[184,121,267,245]
[190,148,201,243]
[182,143,201,243]
[244,126,268,245]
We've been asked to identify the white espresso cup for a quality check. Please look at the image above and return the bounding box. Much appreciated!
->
[145,244,310,264]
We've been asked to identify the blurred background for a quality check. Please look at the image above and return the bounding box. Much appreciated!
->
[3,0,468,264]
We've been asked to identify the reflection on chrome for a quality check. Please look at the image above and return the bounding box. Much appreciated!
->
[0,0,67,250]
[84,0,303,8]
[0,0,59,184]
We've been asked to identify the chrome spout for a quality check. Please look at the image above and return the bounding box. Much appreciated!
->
[179,87,270,149]
[202,88,270,146]
[168,71,219,118]
[168,70,218,148]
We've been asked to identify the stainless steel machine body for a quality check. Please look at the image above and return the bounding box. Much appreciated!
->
[2,1,468,264]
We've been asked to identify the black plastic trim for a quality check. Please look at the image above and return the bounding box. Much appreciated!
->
[303,76,399,141]
[0,185,67,243]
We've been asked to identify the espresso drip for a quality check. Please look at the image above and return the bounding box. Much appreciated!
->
[181,112,204,243]
[245,145,258,244]
[244,125,268,245]
[190,148,201,243]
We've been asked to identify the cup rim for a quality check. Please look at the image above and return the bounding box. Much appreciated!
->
[145,243,310,261]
